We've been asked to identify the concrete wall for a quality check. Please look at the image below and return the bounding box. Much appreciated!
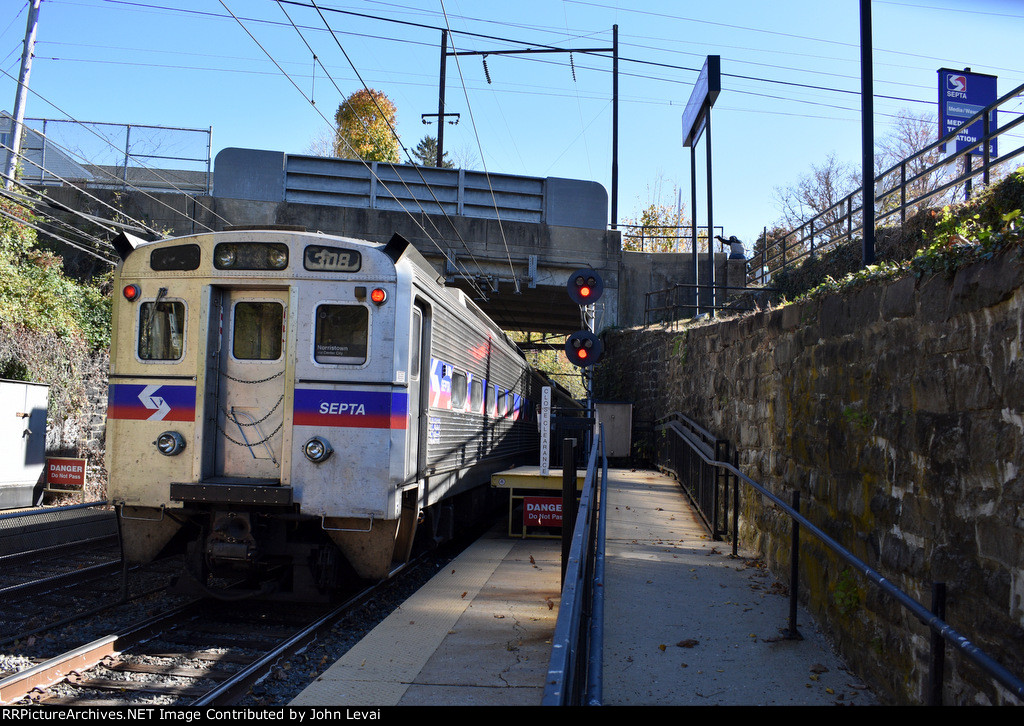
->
[617,251,747,327]
[595,248,1024,705]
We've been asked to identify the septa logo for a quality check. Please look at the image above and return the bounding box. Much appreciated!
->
[947,75,967,93]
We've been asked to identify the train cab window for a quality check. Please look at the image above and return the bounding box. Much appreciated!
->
[451,371,468,411]
[314,304,368,365]
[138,301,185,361]
[232,301,283,360]
[470,379,483,413]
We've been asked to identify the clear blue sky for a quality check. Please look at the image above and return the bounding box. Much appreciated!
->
[2,0,1022,251]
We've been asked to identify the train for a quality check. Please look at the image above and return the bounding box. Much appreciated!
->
[105,226,571,599]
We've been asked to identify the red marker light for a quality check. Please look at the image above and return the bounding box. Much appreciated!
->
[123,284,141,301]
[370,288,387,304]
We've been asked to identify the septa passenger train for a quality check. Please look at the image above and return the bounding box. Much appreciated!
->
[105,227,570,598]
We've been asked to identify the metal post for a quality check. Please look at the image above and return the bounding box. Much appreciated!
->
[860,0,876,266]
[611,24,618,229]
[705,109,715,316]
[123,125,131,188]
[560,438,577,587]
[731,448,739,558]
[436,29,448,167]
[786,490,802,639]
[983,110,991,187]
[690,148,698,316]
[965,154,973,200]
[928,582,947,706]
[3,0,42,189]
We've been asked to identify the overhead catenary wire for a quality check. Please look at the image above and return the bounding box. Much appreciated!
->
[0,133,165,238]
[438,0,520,295]
[217,0,500,307]
[292,0,505,308]
[0,67,229,235]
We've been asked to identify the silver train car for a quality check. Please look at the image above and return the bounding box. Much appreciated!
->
[106,228,564,598]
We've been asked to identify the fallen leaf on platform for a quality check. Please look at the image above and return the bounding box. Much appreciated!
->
[677,639,699,648]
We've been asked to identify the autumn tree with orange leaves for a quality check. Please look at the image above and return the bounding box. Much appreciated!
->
[333,88,400,163]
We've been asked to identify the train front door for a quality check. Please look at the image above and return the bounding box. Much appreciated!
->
[213,289,289,480]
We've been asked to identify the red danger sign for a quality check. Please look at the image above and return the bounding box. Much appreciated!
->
[524,497,562,527]
[47,457,87,488]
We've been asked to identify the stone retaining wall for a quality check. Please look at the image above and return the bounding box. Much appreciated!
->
[594,248,1024,705]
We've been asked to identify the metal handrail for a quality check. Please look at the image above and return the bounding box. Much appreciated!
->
[654,411,1024,705]
[542,424,607,706]
[749,80,1024,286]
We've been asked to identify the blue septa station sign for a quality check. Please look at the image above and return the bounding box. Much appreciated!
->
[938,68,997,157]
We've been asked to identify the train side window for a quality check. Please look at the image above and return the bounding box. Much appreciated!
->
[470,379,483,413]
[410,309,422,379]
[486,384,496,416]
[233,302,284,360]
[314,304,368,365]
[451,371,468,411]
[138,301,185,361]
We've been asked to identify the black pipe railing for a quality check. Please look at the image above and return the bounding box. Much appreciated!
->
[542,425,607,706]
[654,412,1024,705]
[748,81,1024,287]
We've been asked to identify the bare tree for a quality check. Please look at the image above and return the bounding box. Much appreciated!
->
[875,108,960,216]
[772,152,860,245]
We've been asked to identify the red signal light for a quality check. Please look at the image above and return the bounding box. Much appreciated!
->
[579,286,592,298]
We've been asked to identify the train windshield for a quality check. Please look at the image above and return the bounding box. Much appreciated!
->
[138,301,184,361]
[314,304,368,365]
[232,301,284,360]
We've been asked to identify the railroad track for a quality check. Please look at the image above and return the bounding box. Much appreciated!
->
[0,558,435,707]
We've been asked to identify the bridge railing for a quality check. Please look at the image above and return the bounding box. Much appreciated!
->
[542,425,607,706]
[748,80,1024,287]
[654,412,1024,706]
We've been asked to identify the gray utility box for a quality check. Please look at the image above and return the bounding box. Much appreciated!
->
[595,402,633,459]
[0,380,48,508]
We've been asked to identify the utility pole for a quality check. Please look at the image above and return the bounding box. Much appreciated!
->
[860,0,876,266]
[4,0,42,190]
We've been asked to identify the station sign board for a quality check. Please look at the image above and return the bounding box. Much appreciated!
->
[46,457,87,489]
[524,496,562,528]
[682,55,721,148]
[938,68,997,156]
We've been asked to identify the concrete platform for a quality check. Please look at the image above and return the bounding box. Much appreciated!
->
[291,529,561,706]
[601,468,876,706]
[291,468,877,707]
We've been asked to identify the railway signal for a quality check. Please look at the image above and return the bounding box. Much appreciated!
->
[567,269,604,305]
[565,268,604,367]
[564,330,603,367]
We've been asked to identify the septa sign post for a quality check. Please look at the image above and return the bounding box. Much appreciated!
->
[938,68,997,157]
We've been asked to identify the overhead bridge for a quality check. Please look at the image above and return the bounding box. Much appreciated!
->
[201,148,621,334]
[38,147,745,334]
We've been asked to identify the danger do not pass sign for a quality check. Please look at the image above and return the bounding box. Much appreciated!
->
[46,457,87,488]
[524,497,563,527]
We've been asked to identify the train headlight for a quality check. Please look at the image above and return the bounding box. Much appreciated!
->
[266,247,288,269]
[155,431,186,456]
[303,436,333,463]
[214,245,237,268]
